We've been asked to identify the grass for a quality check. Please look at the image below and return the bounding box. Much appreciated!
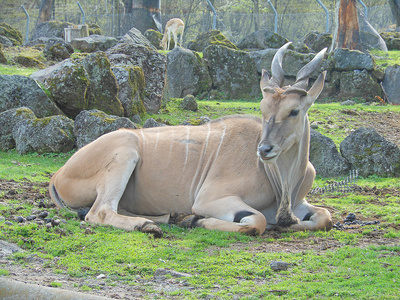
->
[371,49,400,68]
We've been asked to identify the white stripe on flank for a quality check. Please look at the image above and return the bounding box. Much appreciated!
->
[184,126,190,165]
[204,122,211,154]
[215,120,226,159]
[140,129,145,144]
[155,128,160,150]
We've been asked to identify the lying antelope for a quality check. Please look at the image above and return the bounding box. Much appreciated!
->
[49,42,332,237]
[160,18,184,50]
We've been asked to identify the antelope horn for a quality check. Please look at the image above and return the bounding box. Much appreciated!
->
[292,48,327,90]
[270,42,292,88]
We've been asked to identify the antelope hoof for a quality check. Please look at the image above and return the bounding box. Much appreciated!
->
[176,214,203,228]
[142,222,163,238]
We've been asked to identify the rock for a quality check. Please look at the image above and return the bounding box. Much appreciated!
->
[309,129,350,177]
[38,211,49,219]
[167,47,212,98]
[380,31,400,50]
[382,65,400,104]
[0,107,36,151]
[302,31,332,52]
[26,37,74,61]
[0,44,7,63]
[340,100,356,106]
[0,23,23,46]
[143,118,166,128]
[106,43,168,113]
[0,241,24,257]
[340,127,400,177]
[112,65,146,117]
[15,55,45,69]
[270,261,289,271]
[0,75,63,118]
[120,27,156,49]
[74,109,136,148]
[81,52,124,117]
[338,69,383,102]
[144,29,163,50]
[0,35,13,47]
[70,34,119,53]
[332,48,376,71]
[237,30,289,50]
[29,20,74,40]
[13,115,75,154]
[154,268,192,279]
[203,45,260,99]
[180,95,198,111]
[187,30,237,52]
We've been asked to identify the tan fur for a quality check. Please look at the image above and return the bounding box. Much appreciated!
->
[160,18,184,50]
[49,44,332,236]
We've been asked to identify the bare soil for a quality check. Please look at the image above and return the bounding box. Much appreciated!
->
[1,110,400,299]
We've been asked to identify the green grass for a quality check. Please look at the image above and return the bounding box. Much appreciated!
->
[0,64,38,76]
[371,50,400,68]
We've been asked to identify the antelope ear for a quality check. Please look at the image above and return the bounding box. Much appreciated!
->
[260,69,270,90]
[305,71,326,107]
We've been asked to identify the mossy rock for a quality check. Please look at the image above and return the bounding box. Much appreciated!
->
[188,30,237,52]
[380,31,400,50]
[144,29,163,50]
[88,23,102,35]
[0,23,23,46]
[30,20,75,40]
[0,44,7,64]
[15,55,45,68]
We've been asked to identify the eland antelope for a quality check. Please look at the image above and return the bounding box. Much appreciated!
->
[160,18,184,50]
[49,42,332,237]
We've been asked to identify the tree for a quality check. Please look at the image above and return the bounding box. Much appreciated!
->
[334,0,361,51]
[122,0,161,34]
[37,0,55,24]
[388,0,400,27]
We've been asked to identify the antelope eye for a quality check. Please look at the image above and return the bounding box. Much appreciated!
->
[289,109,300,117]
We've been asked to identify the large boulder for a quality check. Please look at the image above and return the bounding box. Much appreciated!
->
[74,109,137,148]
[112,65,146,117]
[0,44,7,64]
[167,47,212,98]
[0,107,36,151]
[301,31,332,52]
[106,43,168,113]
[144,29,163,50]
[309,129,350,177]
[340,127,400,177]
[12,115,75,154]
[237,30,288,50]
[382,65,400,104]
[25,37,74,61]
[121,27,156,49]
[188,30,237,52]
[203,45,260,100]
[0,75,63,117]
[32,52,124,118]
[29,21,73,40]
[331,48,376,71]
[70,34,119,53]
[338,69,383,101]
[0,23,22,46]
[380,31,400,50]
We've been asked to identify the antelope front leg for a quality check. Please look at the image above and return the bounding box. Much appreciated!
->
[188,196,267,235]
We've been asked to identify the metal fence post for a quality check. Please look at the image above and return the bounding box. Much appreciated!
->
[77,2,85,24]
[316,0,329,33]
[205,0,217,29]
[21,5,30,44]
[267,0,278,34]
[357,0,368,20]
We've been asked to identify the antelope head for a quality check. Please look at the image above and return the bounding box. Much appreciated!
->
[257,42,327,164]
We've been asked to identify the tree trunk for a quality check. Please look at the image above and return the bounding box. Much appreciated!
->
[336,0,362,51]
[388,0,400,27]
[122,0,161,34]
[37,0,54,24]
[253,0,259,31]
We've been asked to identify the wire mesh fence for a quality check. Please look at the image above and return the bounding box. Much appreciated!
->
[0,1,393,46]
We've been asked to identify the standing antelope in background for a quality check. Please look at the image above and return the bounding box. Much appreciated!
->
[160,18,184,50]
[49,42,332,237]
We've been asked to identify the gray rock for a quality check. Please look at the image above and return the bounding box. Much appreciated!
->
[332,48,376,71]
[382,65,400,104]
[203,45,260,99]
[29,20,73,41]
[340,127,400,177]
[309,129,350,177]
[25,37,73,61]
[0,241,24,258]
[179,95,198,111]
[120,27,156,49]
[143,118,166,128]
[0,75,63,118]
[187,30,237,53]
[154,268,192,279]
[340,100,356,106]
[144,29,163,50]
[237,30,289,50]
[167,47,211,98]
[106,43,168,113]
[70,34,119,53]
[0,35,13,47]
[338,69,383,102]
[270,261,289,271]
[13,115,75,154]
[0,107,36,151]
[74,109,136,148]
[302,31,332,52]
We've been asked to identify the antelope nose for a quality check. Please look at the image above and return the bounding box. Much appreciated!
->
[258,144,273,157]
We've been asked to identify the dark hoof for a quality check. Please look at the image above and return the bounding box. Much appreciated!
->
[177,214,203,228]
[142,222,163,238]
